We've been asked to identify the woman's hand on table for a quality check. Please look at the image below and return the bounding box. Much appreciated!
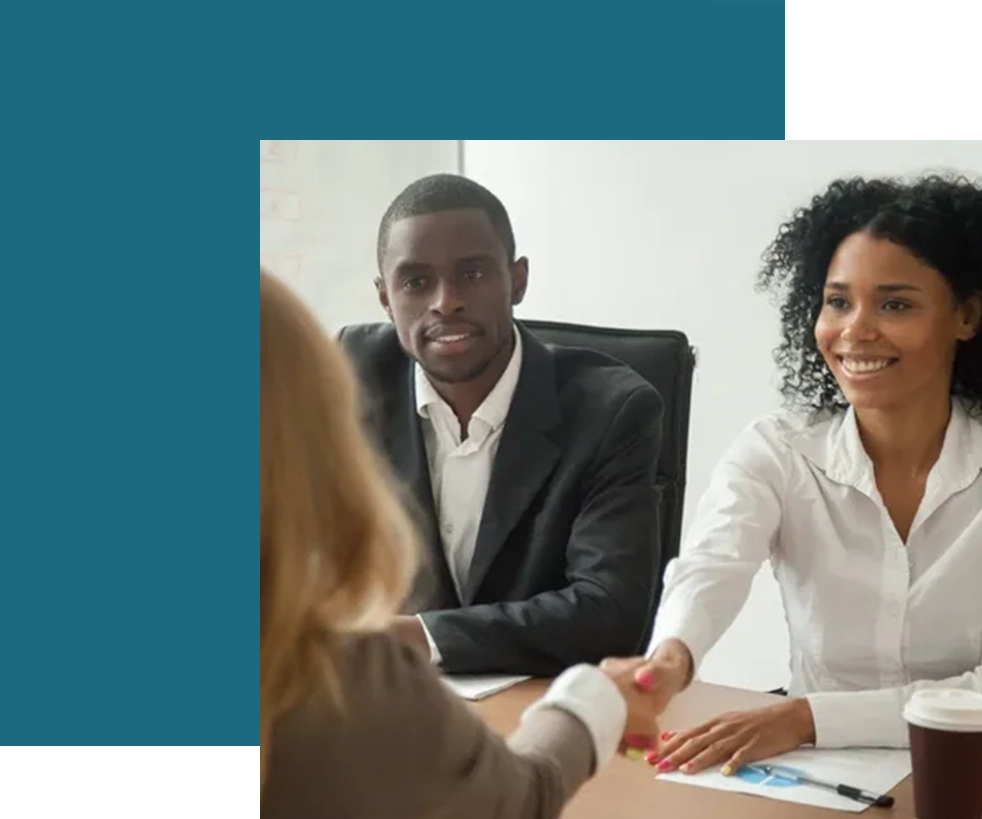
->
[645,698,817,776]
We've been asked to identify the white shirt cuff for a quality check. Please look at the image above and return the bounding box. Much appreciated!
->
[416,615,442,665]
[646,607,714,675]
[805,689,909,748]
[521,665,627,769]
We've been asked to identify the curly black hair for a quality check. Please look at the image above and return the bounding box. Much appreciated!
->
[756,173,982,415]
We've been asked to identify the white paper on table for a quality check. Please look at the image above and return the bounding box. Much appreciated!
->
[442,674,532,701]
[655,747,912,812]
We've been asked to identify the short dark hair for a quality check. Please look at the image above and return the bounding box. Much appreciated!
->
[756,172,982,415]
[376,174,516,267]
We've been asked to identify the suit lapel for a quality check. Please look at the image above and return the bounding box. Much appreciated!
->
[385,366,460,610]
[462,327,562,604]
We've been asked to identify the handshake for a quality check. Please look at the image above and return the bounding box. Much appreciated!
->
[599,638,694,763]
[598,638,816,776]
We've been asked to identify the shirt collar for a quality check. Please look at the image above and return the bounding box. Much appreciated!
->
[785,399,982,495]
[414,327,523,435]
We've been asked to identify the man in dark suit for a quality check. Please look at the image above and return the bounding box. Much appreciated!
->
[339,174,664,677]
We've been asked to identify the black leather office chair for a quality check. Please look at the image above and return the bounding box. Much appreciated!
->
[520,319,695,608]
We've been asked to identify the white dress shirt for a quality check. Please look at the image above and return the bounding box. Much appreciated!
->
[649,400,982,748]
[415,328,523,664]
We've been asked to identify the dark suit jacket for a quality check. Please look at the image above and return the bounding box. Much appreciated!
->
[338,321,664,676]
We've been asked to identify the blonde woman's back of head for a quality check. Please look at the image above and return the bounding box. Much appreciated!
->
[259,270,417,782]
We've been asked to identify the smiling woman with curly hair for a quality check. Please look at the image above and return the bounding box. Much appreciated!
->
[758,174,982,415]
[624,173,982,778]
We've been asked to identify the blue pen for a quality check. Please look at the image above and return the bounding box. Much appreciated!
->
[744,764,895,808]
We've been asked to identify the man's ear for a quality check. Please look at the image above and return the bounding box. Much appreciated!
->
[511,257,529,306]
[375,276,394,320]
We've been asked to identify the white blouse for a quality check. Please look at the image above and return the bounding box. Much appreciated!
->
[649,400,982,748]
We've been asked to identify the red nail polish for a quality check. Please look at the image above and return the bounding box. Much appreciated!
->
[660,731,675,741]
[623,733,646,746]
[645,752,660,765]
[657,760,673,772]
[635,669,654,689]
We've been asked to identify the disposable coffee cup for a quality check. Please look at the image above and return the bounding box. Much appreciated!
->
[903,689,982,819]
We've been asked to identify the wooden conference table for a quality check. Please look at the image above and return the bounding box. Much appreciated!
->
[473,679,915,818]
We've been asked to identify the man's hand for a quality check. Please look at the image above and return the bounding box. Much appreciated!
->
[389,615,430,655]
[647,698,816,775]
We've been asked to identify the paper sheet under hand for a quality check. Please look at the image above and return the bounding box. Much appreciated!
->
[656,747,912,812]
[442,674,532,701]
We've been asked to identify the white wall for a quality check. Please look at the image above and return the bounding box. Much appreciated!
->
[463,140,982,690]
[260,140,459,333]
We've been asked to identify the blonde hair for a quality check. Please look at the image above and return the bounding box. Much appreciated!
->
[260,270,418,784]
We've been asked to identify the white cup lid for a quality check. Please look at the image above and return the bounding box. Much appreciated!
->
[903,689,982,733]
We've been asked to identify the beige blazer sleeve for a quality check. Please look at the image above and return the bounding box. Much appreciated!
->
[262,632,601,819]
